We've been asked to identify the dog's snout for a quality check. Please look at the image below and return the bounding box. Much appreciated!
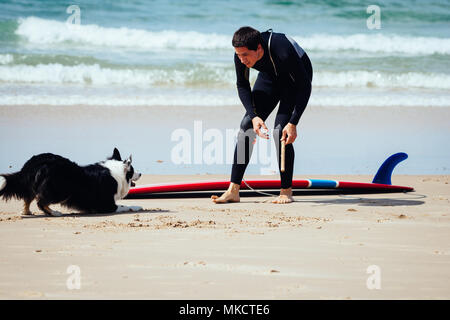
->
[132,172,142,181]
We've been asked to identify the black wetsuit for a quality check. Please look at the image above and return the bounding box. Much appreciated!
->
[231,30,313,189]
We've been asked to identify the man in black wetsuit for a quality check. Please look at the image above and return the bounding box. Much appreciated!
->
[212,26,312,204]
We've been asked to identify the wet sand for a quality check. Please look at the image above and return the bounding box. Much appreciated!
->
[1,104,450,175]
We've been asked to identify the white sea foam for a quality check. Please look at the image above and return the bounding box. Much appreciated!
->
[297,33,450,55]
[15,17,230,50]
[15,17,450,55]
[0,90,240,106]
[1,88,449,107]
[309,92,450,108]
[0,54,14,65]
[313,71,450,90]
[1,63,449,91]
[0,62,240,86]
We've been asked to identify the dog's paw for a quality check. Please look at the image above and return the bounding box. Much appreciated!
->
[115,205,127,213]
[128,206,143,212]
[50,210,63,217]
[115,205,143,213]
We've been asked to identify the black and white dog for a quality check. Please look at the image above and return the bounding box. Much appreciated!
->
[0,148,142,216]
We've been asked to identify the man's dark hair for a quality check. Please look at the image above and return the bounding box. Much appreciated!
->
[232,26,262,51]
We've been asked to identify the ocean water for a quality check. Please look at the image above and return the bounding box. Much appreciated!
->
[1,0,449,108]
[1,0,450,176]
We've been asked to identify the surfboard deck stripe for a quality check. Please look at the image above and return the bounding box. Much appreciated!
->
[128,179,414,195]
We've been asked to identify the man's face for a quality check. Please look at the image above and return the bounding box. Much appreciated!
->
[235,44,263,68]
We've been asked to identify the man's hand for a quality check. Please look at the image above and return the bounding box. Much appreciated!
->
[281,123,297,145]
[252,116,269,139]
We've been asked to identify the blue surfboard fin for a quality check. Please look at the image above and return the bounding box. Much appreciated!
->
[372,152,408,185]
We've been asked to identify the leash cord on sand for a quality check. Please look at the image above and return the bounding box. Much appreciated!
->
[242,178,278,203]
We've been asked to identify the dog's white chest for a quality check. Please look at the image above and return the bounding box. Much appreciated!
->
[101,160,130,200]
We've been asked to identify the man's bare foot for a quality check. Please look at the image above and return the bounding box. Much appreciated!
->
[211,183,240,204]
[271,188,294,204]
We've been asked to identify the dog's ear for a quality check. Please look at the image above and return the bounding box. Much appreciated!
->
[111,148,122,161]
[124,154,132,166]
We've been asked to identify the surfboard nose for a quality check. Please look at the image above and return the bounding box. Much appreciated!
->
[372,152,408,185]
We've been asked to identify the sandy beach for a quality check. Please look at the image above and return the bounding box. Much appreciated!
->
[0,174,449,299]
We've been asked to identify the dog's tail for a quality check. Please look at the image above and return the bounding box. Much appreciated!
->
[0,172,28,201]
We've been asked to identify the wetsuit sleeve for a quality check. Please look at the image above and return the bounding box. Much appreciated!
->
[285,52,311,125]
[272,34,312,126]
[234,53,257,119]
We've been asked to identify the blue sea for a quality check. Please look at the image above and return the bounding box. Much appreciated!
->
[0,0,449,175]
[1,0,449,107]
